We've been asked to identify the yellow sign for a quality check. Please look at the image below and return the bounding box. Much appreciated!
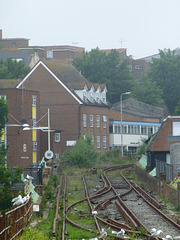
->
[0,130,5,141]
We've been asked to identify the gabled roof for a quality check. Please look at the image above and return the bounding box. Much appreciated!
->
[146,116,180,152]
[44,60,88,84]
[0,79,21,88]
[16,60,83,104]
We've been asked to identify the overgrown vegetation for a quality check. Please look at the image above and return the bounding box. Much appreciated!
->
[73,47,180,114]
[20,144,137,239]
[19,172,59,240]
[72,48,133,104]
[19,227,49,240]
[61,134,98,168]
[0,97,22,211]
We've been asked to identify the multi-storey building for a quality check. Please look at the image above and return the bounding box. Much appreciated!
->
[109,98,163,154]
[0,81,40,168]
[16,60,110,161]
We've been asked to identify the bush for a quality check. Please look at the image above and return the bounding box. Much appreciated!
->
[19,227,49,240]
[61,135,98,168]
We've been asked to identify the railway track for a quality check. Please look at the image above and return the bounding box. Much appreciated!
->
[53,164,180,240]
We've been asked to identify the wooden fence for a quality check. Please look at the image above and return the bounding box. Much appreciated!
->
[0,197,32,240]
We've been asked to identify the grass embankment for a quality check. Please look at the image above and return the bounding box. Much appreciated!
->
[19,150,136,239]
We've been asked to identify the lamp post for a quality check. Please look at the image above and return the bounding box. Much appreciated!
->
[23,108,54,159]
[120,91,131,157]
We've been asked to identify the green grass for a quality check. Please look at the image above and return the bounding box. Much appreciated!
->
[65,224,97,239]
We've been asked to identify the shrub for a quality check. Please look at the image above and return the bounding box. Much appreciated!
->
[61,135,98,168]
[19,227,49,240]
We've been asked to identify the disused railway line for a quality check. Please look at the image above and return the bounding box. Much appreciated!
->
[54,165,180,239]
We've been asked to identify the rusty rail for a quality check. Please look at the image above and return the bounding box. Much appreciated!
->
[64,164,166,239]
[53,175,63,237]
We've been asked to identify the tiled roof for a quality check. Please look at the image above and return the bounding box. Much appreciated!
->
[44,60,88,84]
[68,82,86,90]
[0,79,21,88]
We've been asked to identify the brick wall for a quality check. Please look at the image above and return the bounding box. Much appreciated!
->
[109,108,160,123]
[80,105,110,151]
[0,39,29,49]
[0,88,40,168]
[150,118,172,151]
[135,165,180,207]
[18,63,81,157]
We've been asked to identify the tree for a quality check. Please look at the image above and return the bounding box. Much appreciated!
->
[0,97,22,211]
[174,100,180,115]
[72,48,133,104]
[0,57,30,79]
[61,135,98,168]
[132,76,164,106]
[148,49,180,114]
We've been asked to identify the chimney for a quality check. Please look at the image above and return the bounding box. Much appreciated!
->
[0,30,2,39]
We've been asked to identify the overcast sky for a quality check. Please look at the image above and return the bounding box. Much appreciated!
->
[1,0,180,59]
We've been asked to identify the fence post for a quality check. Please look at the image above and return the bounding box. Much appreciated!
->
[177,182,180,207]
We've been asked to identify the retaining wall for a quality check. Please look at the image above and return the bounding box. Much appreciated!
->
[135,165,180,207]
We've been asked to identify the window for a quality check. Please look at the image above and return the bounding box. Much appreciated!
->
[128,125,133,134]
[141,126,147,135]
[97,136,100,148]
[83,114,87,127]
[47,51,53,58]
[83,90,87,101]
[172,121,180,136]
[115,125,120,133]
[91,135,94,145]
[96,92,100,102]
[147,126,153,135]
[32,96,36,106]
[90,114,93,127]
[55,153,59,159]
[109,125,113,133]
[103,115,107,128]
[103,136,106,149]
[55,133,60,142]
[0,95,6,100]
[102,93,106,103]
[96,115,100,128]
[123,125,127,134]
[90,92,94,102]
[135,65,142,69]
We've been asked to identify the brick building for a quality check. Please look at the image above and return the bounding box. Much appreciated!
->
[0,30,29,49]
[0,83,40,168]
[109,98,163,154]
[16,60,110,160]
[146,116,180,170]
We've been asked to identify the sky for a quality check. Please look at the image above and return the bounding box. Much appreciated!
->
[1,0,180,59]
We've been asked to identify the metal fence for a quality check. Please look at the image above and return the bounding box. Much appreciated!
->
[12,161,45,188]
[0,196,32,240]
[22,162,45,185]
[156,159,173,182]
